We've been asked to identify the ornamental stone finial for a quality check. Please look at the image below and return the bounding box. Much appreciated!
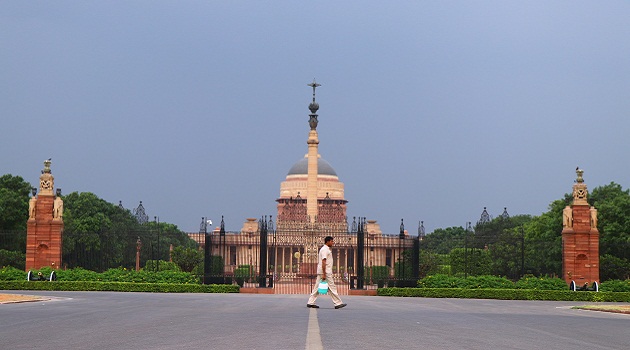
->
[572,167,588,205]
[39,159,54,195]
[576,167,584,183]
[43,158,52,174]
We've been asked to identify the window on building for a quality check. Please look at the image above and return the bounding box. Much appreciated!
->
[230,246,236,266]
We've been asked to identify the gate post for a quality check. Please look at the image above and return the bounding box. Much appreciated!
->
[268,216,274,288]
[412,230,420,282]
[398,219,406,287]
[219,216,226,284]
[356,217,365,289]
[258,216,268,288]
[414,221,424,281]
[201,217,211,284]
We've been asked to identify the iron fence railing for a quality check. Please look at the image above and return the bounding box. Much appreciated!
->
[3,228,619,282]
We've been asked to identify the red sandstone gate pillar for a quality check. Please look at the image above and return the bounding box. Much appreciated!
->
[561,168,599,286]
[25,160,64,271]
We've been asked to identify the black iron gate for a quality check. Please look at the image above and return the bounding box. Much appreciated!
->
[201,216,420,294]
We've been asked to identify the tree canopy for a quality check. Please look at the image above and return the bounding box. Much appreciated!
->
[422,182,630,281]
[62,191,198,271]
[0,174,32,231]
[590,182,630,262]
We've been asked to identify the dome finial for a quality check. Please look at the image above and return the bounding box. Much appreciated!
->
[307,79,320,125]
[307,78,321,104]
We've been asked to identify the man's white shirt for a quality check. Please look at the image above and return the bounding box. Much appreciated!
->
[317,244,333,275]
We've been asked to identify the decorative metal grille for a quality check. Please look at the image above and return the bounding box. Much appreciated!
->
[277,193,309,228]
[477,207,492,225]
[132,201,149,224]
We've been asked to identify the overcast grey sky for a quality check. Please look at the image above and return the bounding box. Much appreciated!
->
[2,2,629,234]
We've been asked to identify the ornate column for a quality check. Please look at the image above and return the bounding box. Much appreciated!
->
[562,168,600,285]
[26,159,64,271]
[306,79,320,223]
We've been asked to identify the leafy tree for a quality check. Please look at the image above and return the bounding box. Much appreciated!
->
[423,226,466,254]
[0,174,32,231]
[393,249,413,278]
[590,182,630,262]
[62,191,197,271]
[144,260,180,272]
[449,248,493,276]
[599,254,630,281]
[418,249,441,277]
[195,255,225,276]
[171,246,203,272]
[0,249,25,269]
[62,192,136,270]
[522,198,568,277]
[366,265,390,286]
[473,215,533,279]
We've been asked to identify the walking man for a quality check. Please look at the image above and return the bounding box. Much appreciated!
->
[307,236,347,309]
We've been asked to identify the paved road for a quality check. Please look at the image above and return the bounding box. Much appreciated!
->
[0,291,628,350]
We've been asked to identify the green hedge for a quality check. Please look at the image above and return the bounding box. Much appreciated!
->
[417,274,568,290]
[514,275,568,290]
[0,266,26,281]
[0,281,239,293]
[378,287,630,302]
[600,279,630,292]
[2,266,201,284]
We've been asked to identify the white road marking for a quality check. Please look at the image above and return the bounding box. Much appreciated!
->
[305,308,323,350]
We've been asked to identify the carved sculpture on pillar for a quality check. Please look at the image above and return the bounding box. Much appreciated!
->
[28,188,37,220]
[562,206,573,229]
[53,189,64,220]
[590,206,598,228]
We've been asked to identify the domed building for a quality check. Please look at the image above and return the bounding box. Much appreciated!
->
[281,155,343,199]
[276,155,347,231]
[194,81,412,294]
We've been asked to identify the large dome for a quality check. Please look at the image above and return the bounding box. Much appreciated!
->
[287,157,337,176]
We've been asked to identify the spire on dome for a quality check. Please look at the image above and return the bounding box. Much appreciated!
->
[307,79,320,129]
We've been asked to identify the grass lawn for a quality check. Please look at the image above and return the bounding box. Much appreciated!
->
[573,305,630,314]
[0,293,48,304]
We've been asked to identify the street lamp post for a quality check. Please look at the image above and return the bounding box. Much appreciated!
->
[399,219,405,286]
[465,222,472,278]
[155,216,160,271]
[135,237,142,272]
[520,226,525,278]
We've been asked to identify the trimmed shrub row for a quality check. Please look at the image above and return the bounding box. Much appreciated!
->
[378,287,630,302]
[417,274,629,292]
[599,279,630,292]
[1,266,200,284]
[418,274,568,290]
[0,281,239,293]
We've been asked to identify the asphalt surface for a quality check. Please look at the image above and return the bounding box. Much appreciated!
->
[0,291,628,350]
